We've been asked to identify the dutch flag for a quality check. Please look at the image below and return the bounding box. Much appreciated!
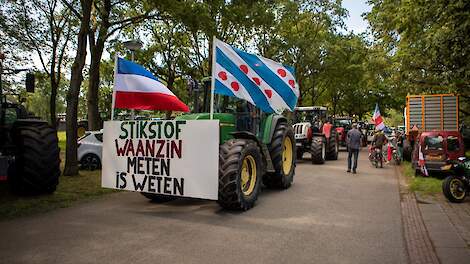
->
[372,103,385,131]
[212,38,299,113]
[113,57,189,112]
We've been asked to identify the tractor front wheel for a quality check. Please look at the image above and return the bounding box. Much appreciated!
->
[310,136,326,164]
[326,130,339,160]
[218,139,262,210]
[264,122,295,189]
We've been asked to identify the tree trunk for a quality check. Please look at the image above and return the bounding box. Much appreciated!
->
[50,77,58,128]
[87,43,104,130]
[87,2,110,131]
[63,0,93,176]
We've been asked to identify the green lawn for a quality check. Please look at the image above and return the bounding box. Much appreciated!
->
[402,161,442,195]
[0,131,116,221]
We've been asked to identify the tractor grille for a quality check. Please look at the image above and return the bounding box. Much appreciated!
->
[293,124,304,135]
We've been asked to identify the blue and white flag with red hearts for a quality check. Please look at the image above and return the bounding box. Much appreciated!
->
[212,38,299,113]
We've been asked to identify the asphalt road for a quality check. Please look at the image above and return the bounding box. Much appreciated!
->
[0,149,407,264]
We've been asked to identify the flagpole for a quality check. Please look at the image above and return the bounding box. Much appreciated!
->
[209,36,216,120]
[111,55,118,120]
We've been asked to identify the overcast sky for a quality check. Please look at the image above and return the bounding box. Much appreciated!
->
[342,0,372,34]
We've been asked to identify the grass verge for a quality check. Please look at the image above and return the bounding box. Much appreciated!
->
[401,161,442,195]
[0,131,116,221]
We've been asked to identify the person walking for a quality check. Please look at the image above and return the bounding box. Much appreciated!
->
[347,123,362,174]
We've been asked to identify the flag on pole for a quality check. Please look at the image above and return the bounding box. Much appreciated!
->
[372,103,385,131]
[113,57,189,112]
[418,144,429,176]
[212,38,299,113]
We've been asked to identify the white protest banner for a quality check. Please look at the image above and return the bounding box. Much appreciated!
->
[101,120,219,200]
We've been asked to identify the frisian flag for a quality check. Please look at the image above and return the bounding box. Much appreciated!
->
[372,103,385,130]
[212,38,299,113]
[113,57,189,112]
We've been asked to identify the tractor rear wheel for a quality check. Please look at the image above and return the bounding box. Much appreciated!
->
[9,121,60,194]
[311,136,326,164]
[218,139,262,210]
[326,130,339,160]
[264,122,295,189]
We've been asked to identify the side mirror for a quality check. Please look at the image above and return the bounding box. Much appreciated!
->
[26,72,35,93]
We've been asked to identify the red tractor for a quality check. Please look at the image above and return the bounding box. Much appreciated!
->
[293,106,339,164]
[333,116,352,149]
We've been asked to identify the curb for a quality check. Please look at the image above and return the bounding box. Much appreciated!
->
[395,166,440,264]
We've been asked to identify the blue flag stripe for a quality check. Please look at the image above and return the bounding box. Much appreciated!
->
[117,58,158,81]
[215,48,274,113]
[214,80,236,98]
[232,48,297,110]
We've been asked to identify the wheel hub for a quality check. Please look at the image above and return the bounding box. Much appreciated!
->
[282,137,293,175]
[241,155,257,196]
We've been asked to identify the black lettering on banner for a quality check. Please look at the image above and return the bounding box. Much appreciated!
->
[137,157,145,174]
[129,121,135,139]
[119,122,128,139]
[148,175,156,192]
[175,120,186,139]
[132,174,147,191]
[148,122,157,138]
[127,157,137,174]
[152,158,159,175]
[119,172,127,188]
[162,159,170,176]
[156,176,163,193]
[164,177,171,194]
[174,178,184,195]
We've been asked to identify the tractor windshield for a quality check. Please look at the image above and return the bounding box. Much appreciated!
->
[295,110,326,123]
[334,119,352,127]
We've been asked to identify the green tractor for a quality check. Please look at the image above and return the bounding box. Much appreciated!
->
[0,57,60,194]
[142,79,296,210]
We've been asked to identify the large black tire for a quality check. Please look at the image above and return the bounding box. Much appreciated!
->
[141,193,177,203]
[311,136,326,164]
[326,130,338,160]
[218,139,262,210]
[9,121,60,194]
[264,122,295,189]
[442,176,467,203]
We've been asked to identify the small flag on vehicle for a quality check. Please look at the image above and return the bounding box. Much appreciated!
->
[418,145,429,176]
[211,38,299,114]
[372,103,385,131]
[112,57,189,113]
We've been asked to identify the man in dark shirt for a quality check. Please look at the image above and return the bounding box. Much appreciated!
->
[346,123,362,174]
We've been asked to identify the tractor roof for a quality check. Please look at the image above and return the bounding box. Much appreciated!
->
[295,106,327,111]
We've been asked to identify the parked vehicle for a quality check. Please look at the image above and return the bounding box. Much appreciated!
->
[293,106,338,164]
[403,94,459,162]
[441,157,470,203]
[77,131,103,170]
[411,131,465,174]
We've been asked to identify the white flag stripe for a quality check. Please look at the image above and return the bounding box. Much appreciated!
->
[215,63,254,105]
[258,57,300,97]
[216,39,290,112]
[114,74,175,95]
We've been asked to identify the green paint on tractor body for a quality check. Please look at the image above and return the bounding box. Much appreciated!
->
[176,112,277,145]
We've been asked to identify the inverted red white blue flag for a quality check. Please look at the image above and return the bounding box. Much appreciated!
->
[113,57,189,112]
[372,103,385,130]
[212,38,299,113]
